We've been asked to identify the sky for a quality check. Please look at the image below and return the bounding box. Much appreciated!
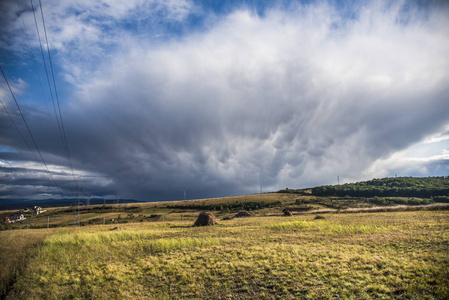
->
[0,0,448,202]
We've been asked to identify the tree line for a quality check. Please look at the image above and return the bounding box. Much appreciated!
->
[310,176,449,198]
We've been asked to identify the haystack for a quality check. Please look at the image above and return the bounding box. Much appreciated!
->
[193,212,218,226]
[234,211,251,218]
[282,209,293,216]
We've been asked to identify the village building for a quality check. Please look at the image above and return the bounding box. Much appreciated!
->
[8,214,26,223]
[33,206,43,215]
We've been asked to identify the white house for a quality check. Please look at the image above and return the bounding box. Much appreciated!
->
[33,206,43,215]
[9,214,26,223]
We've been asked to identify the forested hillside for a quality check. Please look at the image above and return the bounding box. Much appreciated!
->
[309,177,449,198]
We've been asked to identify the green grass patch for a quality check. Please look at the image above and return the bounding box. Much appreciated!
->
[267,220,392,234]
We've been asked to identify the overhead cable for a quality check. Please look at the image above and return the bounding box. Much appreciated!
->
[0,65,65,199]
[38,0,79,190]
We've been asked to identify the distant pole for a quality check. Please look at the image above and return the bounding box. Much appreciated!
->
[337,176,340,185]
[77,186,80,226]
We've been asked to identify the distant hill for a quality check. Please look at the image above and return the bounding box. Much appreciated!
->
[0,198,143,210]
[279,176,449,199]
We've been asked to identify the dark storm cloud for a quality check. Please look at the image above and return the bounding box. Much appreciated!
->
[1,1,449,201]
[56,3,448,200]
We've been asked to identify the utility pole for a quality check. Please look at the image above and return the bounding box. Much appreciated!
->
[337,176,340,185]
[77,186,80,226]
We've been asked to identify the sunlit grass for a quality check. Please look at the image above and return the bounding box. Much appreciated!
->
[44,230,219,253]
[267,219,392,234]
[45,230,161,245]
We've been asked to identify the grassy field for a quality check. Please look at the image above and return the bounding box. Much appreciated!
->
[0,228,56,298]
[2,192,446,230]
[0,193,300,229]
[3,209,448,299]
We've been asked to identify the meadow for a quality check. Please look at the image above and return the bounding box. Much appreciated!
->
[0,228,56,298]
[2,208,448,299]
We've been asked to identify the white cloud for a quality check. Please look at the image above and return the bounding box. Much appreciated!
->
[423,124,449,144]
[1,0,194,75]
[363,127,449,179]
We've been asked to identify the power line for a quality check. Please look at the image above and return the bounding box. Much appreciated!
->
[0,97,41,164]
[0,152,48,196]
[1,98,59,198]
[1,1,86,202]
[16,0,55,125]
[29,0,69,166]
[0,153,28,180]
[10,0,81,201]
[35,0,84,221]
[0,155,28,199]
[0,65,65,199]
[34,0,79,193]
[16,0,80,199]
[0,184,22,199]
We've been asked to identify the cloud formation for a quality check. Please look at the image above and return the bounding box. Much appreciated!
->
[1,1,449,201]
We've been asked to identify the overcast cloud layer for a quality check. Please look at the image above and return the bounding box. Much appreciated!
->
[1,0,449,201]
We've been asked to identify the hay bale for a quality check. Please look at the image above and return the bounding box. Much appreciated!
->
[234,211,251,218]
[193,212,218,226]
[283,209,293,216]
